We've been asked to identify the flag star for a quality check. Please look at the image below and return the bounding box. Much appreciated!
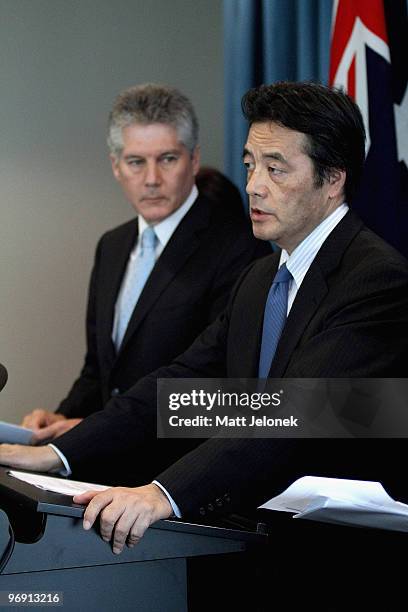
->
[394,84,408,167]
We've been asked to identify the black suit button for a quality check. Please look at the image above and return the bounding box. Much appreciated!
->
[199,507,206,516]
[223,493,231,503]
[111,388,120,397]
[207,503,214,512]
[216,498,223,507]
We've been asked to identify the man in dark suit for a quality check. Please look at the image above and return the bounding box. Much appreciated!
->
[21,84,269,457]
[2,82,407,554]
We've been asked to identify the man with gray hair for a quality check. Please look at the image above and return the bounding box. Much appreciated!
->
[21,83,270,483]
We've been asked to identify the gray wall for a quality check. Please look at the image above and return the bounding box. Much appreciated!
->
[0,0,223,422]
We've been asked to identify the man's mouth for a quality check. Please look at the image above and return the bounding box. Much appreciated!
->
[250,207,274,219]
[142,196,165,202]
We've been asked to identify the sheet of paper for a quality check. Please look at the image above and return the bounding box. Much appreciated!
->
[0,421,33,445]
[8,470,110,497]
[259,476,398,512]
[258,476,408,532]
[298,498,408,532]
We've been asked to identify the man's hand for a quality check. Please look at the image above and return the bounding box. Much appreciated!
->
[22,409,66,430]
[21,410,82,444]
[73,484,173,554]
[31,418,83,444]
[0,444,63,472]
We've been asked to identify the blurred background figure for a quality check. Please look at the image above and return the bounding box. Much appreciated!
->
[196,166,246,219]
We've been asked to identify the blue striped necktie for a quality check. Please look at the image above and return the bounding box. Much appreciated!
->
[258,263,293,378]
[113,226,157,350]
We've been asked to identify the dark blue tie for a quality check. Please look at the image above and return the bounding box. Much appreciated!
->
[258,263,293,378]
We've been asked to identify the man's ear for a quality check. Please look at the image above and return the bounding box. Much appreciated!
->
[110,154,120,181]
[191,146,201,177]
[327,168,346,199]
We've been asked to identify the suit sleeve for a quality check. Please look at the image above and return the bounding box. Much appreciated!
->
[53,255,264,470]
[155,437,298,520]
[56,239,104,418]
[52,292,232,471]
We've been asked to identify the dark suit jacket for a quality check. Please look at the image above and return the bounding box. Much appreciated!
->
[55,211,408,509]
[56,194,270,418]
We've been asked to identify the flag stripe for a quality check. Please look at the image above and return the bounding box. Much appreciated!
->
[330,0,388,84]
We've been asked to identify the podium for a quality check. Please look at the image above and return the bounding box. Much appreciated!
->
[0,467,265,611]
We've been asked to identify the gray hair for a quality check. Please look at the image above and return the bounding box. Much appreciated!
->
[107,83,199,158]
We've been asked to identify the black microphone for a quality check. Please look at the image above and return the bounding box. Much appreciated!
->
[0,364,8,392]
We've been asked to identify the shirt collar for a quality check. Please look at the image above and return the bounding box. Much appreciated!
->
[138,184,198,249]
[279,203,349,288]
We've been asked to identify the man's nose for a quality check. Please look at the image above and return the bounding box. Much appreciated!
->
[145,162,161,186]
[246,169,267,198]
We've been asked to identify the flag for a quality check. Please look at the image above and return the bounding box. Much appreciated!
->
[330,0,408,257]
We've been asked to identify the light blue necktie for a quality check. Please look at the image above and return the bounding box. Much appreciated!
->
[113,226,157,350]
[258,263,293,378]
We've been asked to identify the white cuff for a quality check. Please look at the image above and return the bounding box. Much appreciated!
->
[48,444,72,477]
[152,480,182,518]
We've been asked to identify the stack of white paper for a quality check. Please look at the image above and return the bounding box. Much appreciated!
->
[258,476,408,532]
[8,470,109,497]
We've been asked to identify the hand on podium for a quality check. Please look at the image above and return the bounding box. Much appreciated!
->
[74,484,173,554]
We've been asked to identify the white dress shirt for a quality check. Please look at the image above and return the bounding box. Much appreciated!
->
[280,203,349,313]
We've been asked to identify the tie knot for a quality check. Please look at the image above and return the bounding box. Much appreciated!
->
[273,263,292,284]
[141,226,157,249]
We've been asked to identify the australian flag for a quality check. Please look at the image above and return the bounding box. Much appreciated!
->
[330,0,408,257]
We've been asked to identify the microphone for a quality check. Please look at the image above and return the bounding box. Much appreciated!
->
[0,364,8,392]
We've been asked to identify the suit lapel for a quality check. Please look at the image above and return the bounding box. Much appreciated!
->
[269,210,363,377]
[118,196,211,354]
[241,256,280,377]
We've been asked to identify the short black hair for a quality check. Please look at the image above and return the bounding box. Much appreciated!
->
[241,81,366,203]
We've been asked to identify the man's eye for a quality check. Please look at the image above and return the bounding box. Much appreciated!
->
[128,159,144,167]
[268,166,283,175]
[243,160,254,170]
[161,155,178,164]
